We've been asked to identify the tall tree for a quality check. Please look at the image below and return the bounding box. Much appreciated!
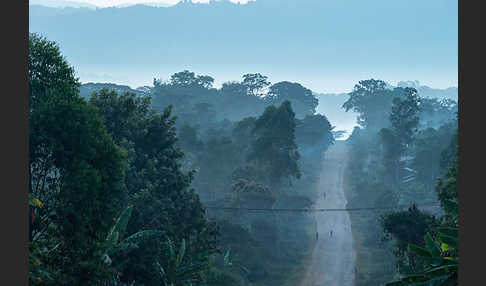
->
[295,114,334,152]
[380,204,439,275]
[88,89,219,285]
[29,33,79,106]
[389,87,421,151]
[248,100,301,189]
[343,79,395,130]
[266,81,319,118]
[378,87,420,185]
[29,33,128,285]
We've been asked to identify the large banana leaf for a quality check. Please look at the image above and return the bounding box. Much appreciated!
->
[385,226,458,286]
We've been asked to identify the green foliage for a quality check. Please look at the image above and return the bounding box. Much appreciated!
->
[242,73,271,97]
[29,33,128,285]
[378,87,420,186]
[232,117,258,152]
[194,135,242,202]
[295,114,334,153]
[170,70,215,89]
[266,81,319,118]
[98,206,163,269]
[151,70,319,125]
[30,35,223,286]
[438,131,457,176]
[88,89,219,284]
[29,34,332,286]
[248,100,301,189]
[389,87,421,149]
[151,71,218,121]
[411,124,457,188]
[343,79,418,132]
[205,267,246,286]
[343,79,395,130]
[436,150,458,227]
[418,98,457,130]
[155,238,219,286]
[230,178,275,208]
[177,122,204,157]
[29,33,79,106]
[345,78,458,286]
[218,81,268,120]
[380,205,439,274]
[385,215,458,286]
[384,144,458,286]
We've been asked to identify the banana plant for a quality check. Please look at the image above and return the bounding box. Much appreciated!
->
[99,205,163,266]
[155,238,221,286]
[385,200,458,286]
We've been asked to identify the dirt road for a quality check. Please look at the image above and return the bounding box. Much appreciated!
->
[300,141,355,286]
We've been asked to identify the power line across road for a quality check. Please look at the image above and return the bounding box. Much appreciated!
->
[204,202,440,212]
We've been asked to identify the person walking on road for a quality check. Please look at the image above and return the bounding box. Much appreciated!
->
[316,231,319,240]
[330,230,333,237]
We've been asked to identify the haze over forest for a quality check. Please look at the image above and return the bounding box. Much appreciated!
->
[29,0,457,135]
[28,1,459,285]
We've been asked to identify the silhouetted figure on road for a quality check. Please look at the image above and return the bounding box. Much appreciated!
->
[316,232,319,240]
[330,230,333,237]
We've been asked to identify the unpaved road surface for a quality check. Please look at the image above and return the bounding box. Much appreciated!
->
[300,141,355,286]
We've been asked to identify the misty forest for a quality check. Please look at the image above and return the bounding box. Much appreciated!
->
[28,1,458,286]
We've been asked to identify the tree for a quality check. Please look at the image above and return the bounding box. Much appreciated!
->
[266,81,319,118]
[230,178,275,208]
[242,73,271,97]
[389,87,421,150]
[29,33,79,106]
[411,123,457,188]
[439,128,458,176]
[193,135,241,202]
[151,70,217,118]
[380,205,439,274]
[378,87,420,185]
[232,116,257,153]
[378,127,402,185]
[170,70,198,87]
[384,141,458,286]
[88,90,219,285]
[221,81,248,98]
[178,122,204,155]
[29,34,128,285]
[417,98,457,130]
[219,81,267,120]
[436,146,458,227]
[343,79,395,130]
[196,75,215,89]
[247,100,301,189]
[385,198,458,286]
[295,114,334,153]
[385,225,458,286]
[183,102,217,130]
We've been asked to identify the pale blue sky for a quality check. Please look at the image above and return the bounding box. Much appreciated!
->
[30,0,458,93]
[50,0,252,7]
